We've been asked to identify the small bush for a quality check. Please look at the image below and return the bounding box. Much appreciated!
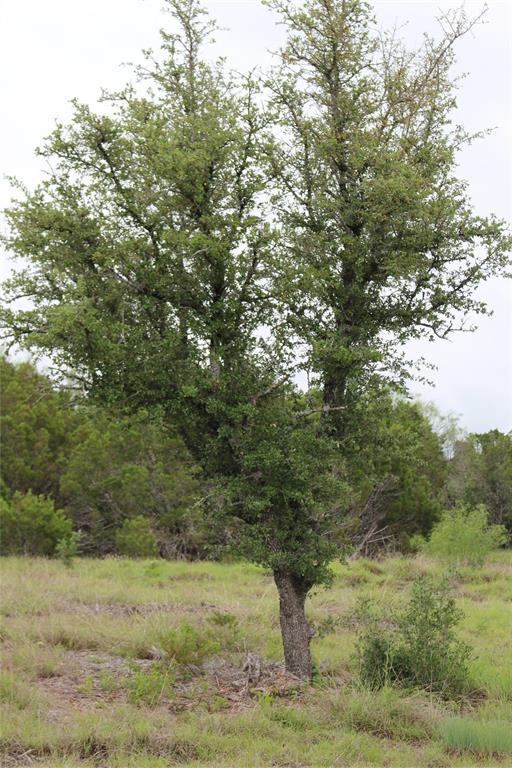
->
[206,610,240,650]
[0,491,72,556]
[126,662,175,707]
[439,717,512,756]
[416,504,507,566]
[55,531,83,566]
[158,623,220,667]
[115,516,158,558]
[357,576,472,697]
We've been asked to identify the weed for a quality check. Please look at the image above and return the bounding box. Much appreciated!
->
[79,674,95,695]
[98,670,119,693]
[157,623,220,667]
[207,610,240,650]
[330,686,436,742]
[55,531,83,567]
[126,662,175,707]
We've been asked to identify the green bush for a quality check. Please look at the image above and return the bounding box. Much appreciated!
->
[158,623,220,667]
[357,576,472,697]
[206,610,241,650]
[0,491,72,556]
[416,504,508,566]
[439,717,512,756]
[115,516,158,558]
[55,531,83,566]
[126,662,175,707]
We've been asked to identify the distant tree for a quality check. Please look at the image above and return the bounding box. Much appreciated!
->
[415,503,508,565]
[346,397,446,554]
[0,356,82,502]
[61,413,202,556]
[1,0,509,679]
[115,515,159,558]
[0,490,72,556]
[447,430,512,534]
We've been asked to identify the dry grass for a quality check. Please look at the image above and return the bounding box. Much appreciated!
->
[1,552,511,766]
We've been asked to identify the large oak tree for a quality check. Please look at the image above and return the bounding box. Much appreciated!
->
[2,0,510,679]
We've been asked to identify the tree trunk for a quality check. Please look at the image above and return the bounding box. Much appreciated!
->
[273,569,313,680]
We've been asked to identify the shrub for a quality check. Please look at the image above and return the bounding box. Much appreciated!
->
[439,717,512,756]
[115,516,158,558]
[416,504,507,566]
[55,531,83,566]
[158,623,220,667]
[126,662,175,707]
[0,491,72,556]
[357,576,472,697]
[206,610,240,650]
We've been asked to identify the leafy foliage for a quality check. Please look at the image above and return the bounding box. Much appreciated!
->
[0,491,72,556]
[0,357,82,503]
[447,431,512,533]
[1,0,509,677]
[157,623,220,667]
[62,413,201,556]
[342,396,446,553]
[115,516,159,558]
[55,531,83,567]
[415,504,508,566]
[126,662,176,707]
[357,576,472,697]
[1,357,203,558]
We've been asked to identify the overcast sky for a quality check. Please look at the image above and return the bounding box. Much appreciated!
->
[1,0,511,433]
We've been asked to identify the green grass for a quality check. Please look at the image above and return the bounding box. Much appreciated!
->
[1,552,511,766]
[439,717,512,756]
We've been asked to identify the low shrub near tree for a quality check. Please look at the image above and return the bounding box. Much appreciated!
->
[357,576,472,697]
[0,491,72,556]
[157,623,220,667]
[412,504,508,566]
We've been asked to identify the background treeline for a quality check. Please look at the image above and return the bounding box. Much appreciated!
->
[1,356,511,558]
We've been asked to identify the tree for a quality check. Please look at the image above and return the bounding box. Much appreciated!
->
[115,515,159,558]
[1,0,509,679]
[417,503,508,565]
[0,490,72,556]
[447,430,512,534]
[0,356,82,502]
[262,0,509,672]
[344,397,446,554]
[61,413,202,556]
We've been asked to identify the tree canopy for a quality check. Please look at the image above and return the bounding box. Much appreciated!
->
[1,0,510,678]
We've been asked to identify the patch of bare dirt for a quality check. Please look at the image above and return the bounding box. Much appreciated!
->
[37,649,305,720]
[53,598,218,615]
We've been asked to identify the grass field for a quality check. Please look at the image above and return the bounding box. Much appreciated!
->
[1,553,511,767]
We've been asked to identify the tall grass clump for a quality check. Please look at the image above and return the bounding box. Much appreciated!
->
[357,576,472,697]
[412,504,508,566]
[439,717,512,756]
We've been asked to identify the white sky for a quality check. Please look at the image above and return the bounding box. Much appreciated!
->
[0,0,511,433]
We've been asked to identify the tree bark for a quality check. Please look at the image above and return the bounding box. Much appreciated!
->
[273,569,313,680]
